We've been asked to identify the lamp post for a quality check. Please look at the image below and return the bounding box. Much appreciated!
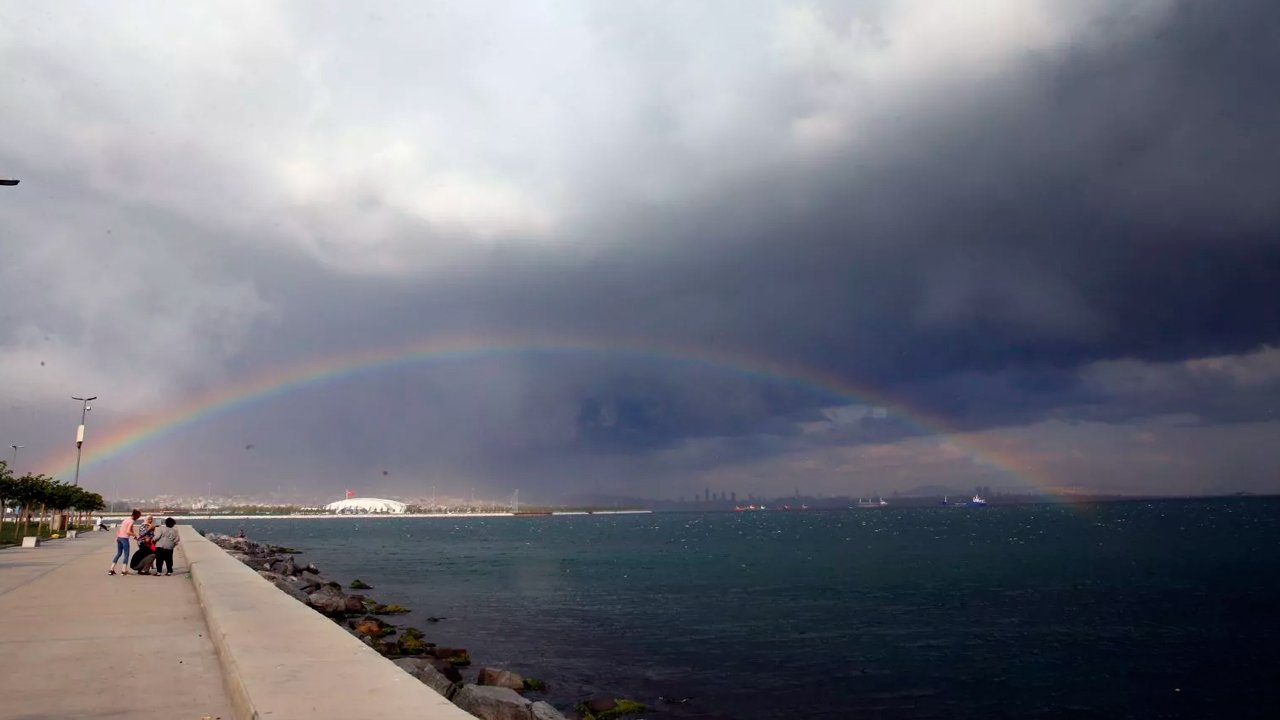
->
[71,395,97,486]
[9,444,21,470]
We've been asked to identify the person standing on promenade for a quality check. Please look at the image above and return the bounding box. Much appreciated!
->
[109,509,140,575]
[152,518,180,576]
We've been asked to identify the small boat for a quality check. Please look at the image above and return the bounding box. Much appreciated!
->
[969,494,988,507]
[733,505,766,512]
[856,497,888,508]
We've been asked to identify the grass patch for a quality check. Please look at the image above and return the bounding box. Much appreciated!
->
[0,523,83,546]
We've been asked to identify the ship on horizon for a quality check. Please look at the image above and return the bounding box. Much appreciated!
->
[941,494,989,507]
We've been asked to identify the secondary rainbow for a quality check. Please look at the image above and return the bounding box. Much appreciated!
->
[37,333,1047,487]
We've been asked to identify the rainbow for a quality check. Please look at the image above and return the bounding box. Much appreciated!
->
[36,333,1046,487]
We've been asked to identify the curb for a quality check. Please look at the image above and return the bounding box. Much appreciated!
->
[184,530,266,720]
[180,527,472,720]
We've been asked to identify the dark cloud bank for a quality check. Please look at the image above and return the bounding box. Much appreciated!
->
[2,1,1278,500]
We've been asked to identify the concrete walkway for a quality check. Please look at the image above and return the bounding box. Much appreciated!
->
[0,531,233,720]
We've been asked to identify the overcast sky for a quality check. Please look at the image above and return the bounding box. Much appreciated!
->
[2,0,1278,503]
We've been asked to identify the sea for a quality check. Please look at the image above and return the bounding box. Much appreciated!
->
[195,497,1280,719]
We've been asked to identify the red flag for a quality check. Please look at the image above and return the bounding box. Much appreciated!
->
[345,489,354,498]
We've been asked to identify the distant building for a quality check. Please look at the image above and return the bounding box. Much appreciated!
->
[322,497,408,514]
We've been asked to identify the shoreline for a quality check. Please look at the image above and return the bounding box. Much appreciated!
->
[136,510,653,521]
[199,530,647,720]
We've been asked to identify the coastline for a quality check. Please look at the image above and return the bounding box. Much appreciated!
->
[183,527,477,720]
[192,528,644,720]
[162,510,652,521]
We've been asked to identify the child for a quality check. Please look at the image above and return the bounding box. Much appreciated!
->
[152,518,180,576]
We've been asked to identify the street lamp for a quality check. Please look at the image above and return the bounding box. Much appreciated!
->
[71,395,97,486]
[9,444,22,470]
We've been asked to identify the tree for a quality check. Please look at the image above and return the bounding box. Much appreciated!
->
[12,474,54,537]
[44,481,79,533]
[1,466,108,540]
[0,460,16,533]
[69,487,105,529]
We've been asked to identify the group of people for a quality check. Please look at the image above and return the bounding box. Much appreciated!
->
[107,509,180,576]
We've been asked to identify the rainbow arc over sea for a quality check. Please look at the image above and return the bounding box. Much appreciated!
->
[37,333,1045,487]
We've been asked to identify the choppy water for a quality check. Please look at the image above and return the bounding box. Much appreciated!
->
[196,498,1280,719]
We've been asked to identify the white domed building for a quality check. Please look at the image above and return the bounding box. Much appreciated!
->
[323,497,408,514]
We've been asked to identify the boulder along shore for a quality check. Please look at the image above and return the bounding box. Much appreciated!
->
[204,533,647,720]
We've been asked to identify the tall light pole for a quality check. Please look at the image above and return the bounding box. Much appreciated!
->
[9,444,22,470]
[71,395,97,486]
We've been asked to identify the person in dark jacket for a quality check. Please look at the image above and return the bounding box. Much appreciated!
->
[152,518,180,576]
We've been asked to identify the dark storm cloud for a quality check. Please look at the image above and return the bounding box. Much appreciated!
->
[219,0,1280,490]
[4,1,1279,499]
[395,0,1280,438]
[535,0,1278,369]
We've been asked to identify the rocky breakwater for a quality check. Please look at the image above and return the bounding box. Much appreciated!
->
[205,533,609,720]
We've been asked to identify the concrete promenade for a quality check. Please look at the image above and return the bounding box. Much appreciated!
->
[0,531,232,720]
[183,528,473,719]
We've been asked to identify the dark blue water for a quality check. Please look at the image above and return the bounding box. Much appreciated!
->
[197,498,1280,719]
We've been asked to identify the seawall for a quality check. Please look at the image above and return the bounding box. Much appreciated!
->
[182,526,475,720]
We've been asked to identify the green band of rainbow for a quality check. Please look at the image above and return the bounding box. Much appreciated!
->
[37,334,1045,487]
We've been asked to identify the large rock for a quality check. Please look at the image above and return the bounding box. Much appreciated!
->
[306,585,349,615]
[277,574,307,590]
[299,571,335,589]
[258,571,310,604]
[453,685,536,720]
[269,556,298,576]
[432,647,470,666]
[575,697,646,720]
[240,554,274,571]
[580,698,618,715]
[477,667,525,691]
[344,595,367,614]
[393,657,458,700]
[420,656,463,684]
[351,616,393,638]
[530,701,569,720]
[398,632,432,656]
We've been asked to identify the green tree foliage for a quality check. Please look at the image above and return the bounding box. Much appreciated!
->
[0,463,106,541]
